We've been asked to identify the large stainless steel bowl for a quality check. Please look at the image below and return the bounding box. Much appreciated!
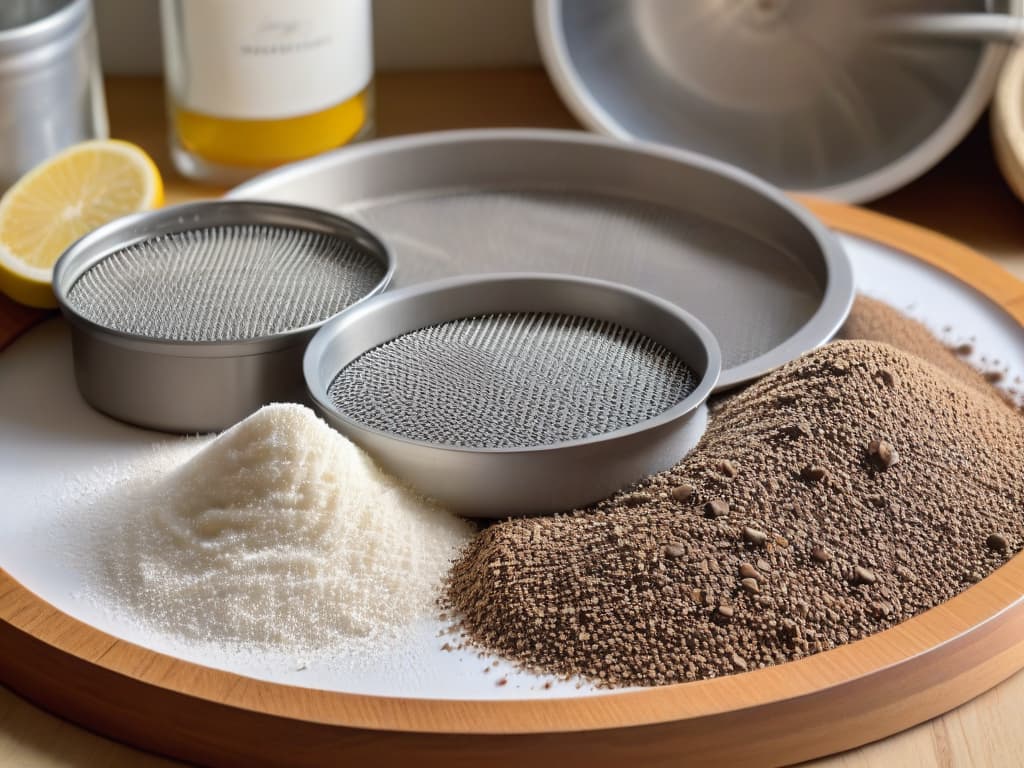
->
[535,0,1011,202]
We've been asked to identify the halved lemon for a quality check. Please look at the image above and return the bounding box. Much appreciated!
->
[0,140,164,308]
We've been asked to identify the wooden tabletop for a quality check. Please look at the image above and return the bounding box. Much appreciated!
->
[3,71,1024,767]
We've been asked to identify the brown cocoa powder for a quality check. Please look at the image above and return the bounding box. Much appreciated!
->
[444,337,1024,687]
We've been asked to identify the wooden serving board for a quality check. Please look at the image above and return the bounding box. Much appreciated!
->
[3,201,1024,767]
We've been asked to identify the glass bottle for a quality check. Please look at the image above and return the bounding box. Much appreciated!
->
[160,0,373,185]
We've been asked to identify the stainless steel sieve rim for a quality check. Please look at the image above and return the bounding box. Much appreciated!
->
[304,272,721,455]
[53,200,396,356]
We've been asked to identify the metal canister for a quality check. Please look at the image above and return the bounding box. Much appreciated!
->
[0,0,108,191]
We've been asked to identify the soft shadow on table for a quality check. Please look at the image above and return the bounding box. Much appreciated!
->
[0,686,181,768]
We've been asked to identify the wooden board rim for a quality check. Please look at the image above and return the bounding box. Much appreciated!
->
[4,199,1024,765]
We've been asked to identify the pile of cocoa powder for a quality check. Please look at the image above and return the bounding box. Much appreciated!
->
[444,301,1024,687]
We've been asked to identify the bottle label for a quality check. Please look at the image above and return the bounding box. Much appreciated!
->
[167,0,372,120]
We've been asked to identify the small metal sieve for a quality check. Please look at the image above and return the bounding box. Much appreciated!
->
[305,274,720,517]
[54,200,393,433]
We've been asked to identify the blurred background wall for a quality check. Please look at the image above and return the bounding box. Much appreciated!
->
[94,0,542,73]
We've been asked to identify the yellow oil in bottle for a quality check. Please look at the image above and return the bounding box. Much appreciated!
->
[160,0,374,184]
[173,87,370,169]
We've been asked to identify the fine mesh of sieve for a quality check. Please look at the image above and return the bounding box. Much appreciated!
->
[327,311,698,449]
[65,224,387,343]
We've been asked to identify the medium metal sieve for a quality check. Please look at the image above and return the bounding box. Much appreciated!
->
[54,200,393,433]
[305,274,720,517]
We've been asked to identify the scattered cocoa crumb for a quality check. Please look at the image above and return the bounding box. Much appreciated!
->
[704,499,729,519]
[742,526,768,546]
[851,566,877,586]
[671,483,694,502]
[800,465,828,482]
[739,563,761,581]
[867,439,899,470]
[662,542,686,558]
[621,492,650,508]
[986,533,1009,553]
[811,546,833,563]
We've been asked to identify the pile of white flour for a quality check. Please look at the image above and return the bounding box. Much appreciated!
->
[91,403,473,654]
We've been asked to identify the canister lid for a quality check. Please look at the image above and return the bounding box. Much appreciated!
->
[0,0,91,56]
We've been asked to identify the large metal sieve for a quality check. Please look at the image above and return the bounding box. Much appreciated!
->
[54,200,393,433]
[230,129,853,389]
[305,274,720,517]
